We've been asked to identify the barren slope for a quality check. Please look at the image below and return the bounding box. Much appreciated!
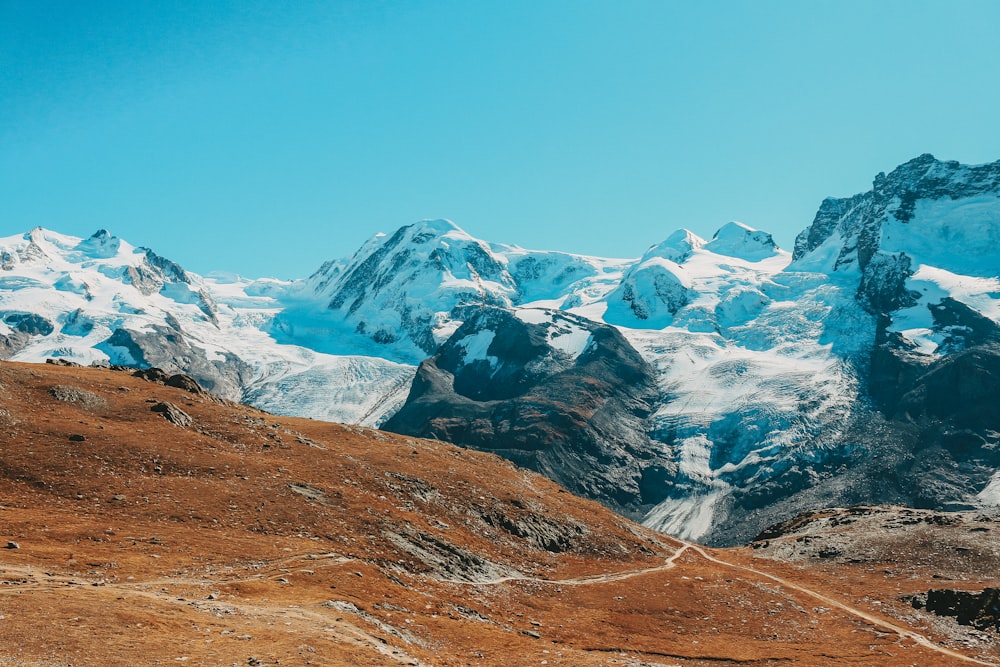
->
[0,362,996,665]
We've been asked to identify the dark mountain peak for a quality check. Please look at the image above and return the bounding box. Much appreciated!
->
[383,305,673,517]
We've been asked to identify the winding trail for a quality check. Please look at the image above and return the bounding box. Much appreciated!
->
[444,539,996,666]
[684,543,996,666]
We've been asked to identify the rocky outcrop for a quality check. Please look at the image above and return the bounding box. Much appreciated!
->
[99,323,251,402]
[0,312,56,359]
[913,588,1000,632]
[48,385,106,410]
[383,307,674,519]
[150,401,193,427]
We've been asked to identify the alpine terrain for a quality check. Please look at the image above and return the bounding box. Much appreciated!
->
[1,154,998,545]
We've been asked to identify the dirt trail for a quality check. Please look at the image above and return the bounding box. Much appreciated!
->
[684,543,997,666]
[445,540,996,666]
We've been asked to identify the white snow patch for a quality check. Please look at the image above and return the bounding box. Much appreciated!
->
[549,325,591,358]
[978,472,1000,506]
[457,329,498,368]
[704,221,782,262]
[882,195,1000,278]
[514,308,550,325]
[642,491,722,542]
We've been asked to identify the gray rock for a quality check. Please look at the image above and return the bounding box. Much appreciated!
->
[49,385,106,410]
[150,402,193,427]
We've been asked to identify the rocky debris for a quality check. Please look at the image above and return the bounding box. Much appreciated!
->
[482,506,587,553]
[69,434,86,442]
[911,588,1000,632]
[4,541,19,549]
[133,367,172,384]
[750,506,1000,581]
[288,483,327,502]
[150,401,193,428]
[45,358,81,367]
[320,599,424,646]
[383,529,519,583]
[49,385,107,410]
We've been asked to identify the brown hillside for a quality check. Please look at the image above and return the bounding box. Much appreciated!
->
[0,361,996,666]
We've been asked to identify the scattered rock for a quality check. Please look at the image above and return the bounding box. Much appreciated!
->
[165,373,205,395]
[150,401,193,427]
[46,358,81,367]
[69,434,87,442]
[132,367,172,384]
[49,385,106,410]
[5,541,19,549]
[913,588,1000,632]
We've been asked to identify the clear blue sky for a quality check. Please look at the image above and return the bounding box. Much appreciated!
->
[2,1,999,279]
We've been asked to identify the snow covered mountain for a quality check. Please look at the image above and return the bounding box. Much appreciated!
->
[0,228,415,425]
[2,153,998,545]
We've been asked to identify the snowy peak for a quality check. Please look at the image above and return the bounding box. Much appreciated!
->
[641,229,706,264]
[704,221,781,261]
[792,154,1000,273]
[0,227,225,378]
[601,224,788,330]
[76,229,122,259]
[789,154,1000,357]
[306,219,517,355]
[604,253,690,328]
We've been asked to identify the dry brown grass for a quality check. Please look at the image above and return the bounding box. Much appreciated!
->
[0,361,995,666]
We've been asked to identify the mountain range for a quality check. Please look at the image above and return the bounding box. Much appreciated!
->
[1,153,998,546]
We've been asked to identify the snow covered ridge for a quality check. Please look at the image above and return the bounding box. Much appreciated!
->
[2,153,1000,546]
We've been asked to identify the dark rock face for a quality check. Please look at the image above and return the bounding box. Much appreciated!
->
[3,312,55,337]
[915,588,1000,632]
[383,307,675,519]
[99,323,251,402]
[709,155,1000,547]
[0,313,56,359]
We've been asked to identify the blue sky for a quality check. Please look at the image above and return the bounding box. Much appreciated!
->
[2,1,999,279]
